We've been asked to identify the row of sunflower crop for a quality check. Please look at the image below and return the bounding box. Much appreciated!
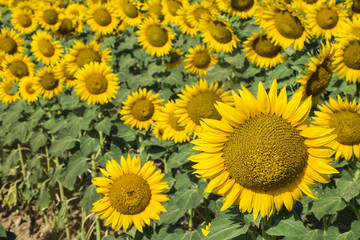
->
[1,0,360,239]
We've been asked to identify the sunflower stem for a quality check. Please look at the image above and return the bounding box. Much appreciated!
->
[99,130,105,155]
[188,209,194,231]
[91,153,101,240]
[45,145,50,173]
[348,200,360,220]
[17,144,26,181]
[247,229,257,240]
[204,193,211,223]
[261,217,272,240]
[323,215,327,235]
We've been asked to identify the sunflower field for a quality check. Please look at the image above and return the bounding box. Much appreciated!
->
[1,0,360,239]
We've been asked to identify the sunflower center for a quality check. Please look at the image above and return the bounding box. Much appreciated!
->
[187,92,222,125]
[208,20,232,44]
[274,11,304,39]
[223,114,308,191]
[76,49,101,68]
[353,0,360,13]
[0,38,18,54]
[316,7,338,30]
[167,0,182,16]
[38,39,55,57]
[168,113,185,131]
[193,51,211,68]
[85,73,108,94]
[94,9,112,26]
[25,82,36,94]
[343,40,360,70]
[131,99,155,121]
[109,174,151,215]
[231,0,254,11]
[253,34,282,58]
[43,9,58,25]
[194,7,209,22]
[41,73,59,90]
[145,25,169,47]
[17,14,32,27]
[304,0,317,3]
[9,61,29,78]
[59,19,75,34]
[329,111,360,145]
[306,59,332,96]
[121,0,139,18]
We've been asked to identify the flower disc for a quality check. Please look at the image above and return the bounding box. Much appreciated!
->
[184,45,218,76]
[0,28,25,55]
[1,53,34,82]
[34,66,64,99]
[0,77,20,104]
[31,30,64,66]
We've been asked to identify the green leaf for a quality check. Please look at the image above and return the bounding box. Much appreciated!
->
[95,117,112,135]
[49,136,76,157]
[167,143,197,169]
[80,135,100,156]
[223,52,245,68]
[0,224,6,237]
[180,231,201,240]
[266,219,309,237]
[30,131,48,152]
[59,93,80,110]
[206,206,249,240]
[2,150,19,174]
[310,189,347,219]
[62,153,89,191]
[157,198,188,225]
[162,71,184,85]
[335,177,360,201]
[49,119,68,134]
[13,122,28,143]
[174,180,207,212]
[36,183,51,210]
[80,185,101,214]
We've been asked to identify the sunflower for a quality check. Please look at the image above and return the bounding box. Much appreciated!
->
[256,2,310,50]
[0,78,20,104]
[92,155,169,232]
[137,17,176,57]
[157,100,190,143]
[346,0,360,18]
[18,76,40,102]
[174,79,233,134]
[11,1,36,13]
[242,32,284,69]
[113,0,143,27]
[176,6,199,37]
[87,3,120,35]
[0,51,7,72]
[31,31,64,66]
[166,48,184,69]
[291,0,320,13]
[184,45,218,76]
[65,3,88,22]
[55,58,76,88]
[340,17,360,38]
[306,0,347,40]
[161,0,189,24]
[141,0,165,23]
[312,95,360,161]
[65,39,112,75]
[56,13,83,38]
[297,42,334,106]
[11,9,38,34]
[33,67,64,99]
[0,28,25,56]
[216,0,258,19]
[198,15,240,53]
[36,4,63,32]
[190,80,338,220]
[333,34,360,84]
[120,88,164,131]
[152,123,167,140]
[74,61,119,105]
[186,1,219,28]
[1,53,35,82]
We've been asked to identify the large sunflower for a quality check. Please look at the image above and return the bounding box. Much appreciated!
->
[120,88,164,131]
[176,6,199,37]
[333,34,360,84]
[65,39,112,75]
[1,53,35,82]
[36,3,63,32]
[31,31,64,66]
[216,0,258,19]
[0,78,20,104]
[74,62,119,105]
[137,17,176,57]
[256,2,310,50]
[185,1,219,28]
[297,42,334,106]
[312,95,360,161]
[161,0,189,25]
[92,155,169,232]
[0,28,25,56]
[113,0,143,27]
[87,3,120,35]
[184,45,218,76]
[141,0,165,23]
[156,100,190,143]
[18,76,40,103]
[11,9,38,34]
[33,67,64,100]
[306,0,347,40]
[190,80,338,219]
[174,79,233,134]
[242,32,284,69]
